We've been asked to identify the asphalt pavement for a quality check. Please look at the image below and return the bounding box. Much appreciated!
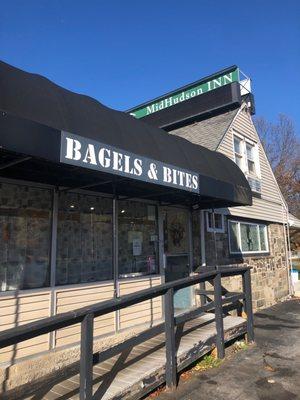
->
[156,298,300,400]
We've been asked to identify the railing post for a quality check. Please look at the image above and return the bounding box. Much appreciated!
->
[164,287,177,390]
[242,269,254,343]
[213,272,225,359]
[80,313,94,400]
[199,281,207,306]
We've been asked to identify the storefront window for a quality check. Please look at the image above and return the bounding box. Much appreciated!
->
[56,193,113,285]
[118,201,159,277]
[0,183,52,292]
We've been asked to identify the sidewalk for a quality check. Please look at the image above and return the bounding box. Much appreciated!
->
[156,299,300,400]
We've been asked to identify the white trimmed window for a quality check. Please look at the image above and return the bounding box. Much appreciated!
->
[228,220,269,255]
[232,133,261,193]
[233,136,243,169]
[246,142,256,175]
[206,211,224,233]
[232,133,260,176]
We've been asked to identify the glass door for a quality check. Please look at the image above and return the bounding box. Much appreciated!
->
[163,207,192,311]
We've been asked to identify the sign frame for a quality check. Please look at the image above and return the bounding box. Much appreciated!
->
[60,131,199,194]
[129,68,239,119]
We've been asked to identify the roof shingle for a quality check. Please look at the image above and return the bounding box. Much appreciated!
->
[169,109,238,151]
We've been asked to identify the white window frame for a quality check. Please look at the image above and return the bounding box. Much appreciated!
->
[233,135,244,171]
[206,211,225,233]
[228,220,269,255]
[245,141,256,175]
[232,131,261,179]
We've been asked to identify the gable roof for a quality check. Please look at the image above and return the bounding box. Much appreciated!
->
[168,109,239,151]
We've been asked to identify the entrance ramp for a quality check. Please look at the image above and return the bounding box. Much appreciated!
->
[1,267,253,400]
[24,313,246,400]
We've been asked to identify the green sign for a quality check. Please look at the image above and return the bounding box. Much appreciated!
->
[129,68,239,119]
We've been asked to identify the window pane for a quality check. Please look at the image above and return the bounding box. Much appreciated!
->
[0,183,52,292]
[118,201,159,277]
[164,208,189,255]
[248,160,255,174]
[246,143,254,160]
[56,193,113,285]
[234,137,241,154]
[214,214,223,229]
[259,225,267,251]
[229,222,240,253]
[240,223,259,252]
[208,212,223,230]
[207,212,213,229]
[235,154,242,169]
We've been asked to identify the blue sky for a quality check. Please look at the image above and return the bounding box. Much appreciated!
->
[1,1,299,132]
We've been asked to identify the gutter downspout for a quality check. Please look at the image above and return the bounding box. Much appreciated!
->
[286,211,294,296]
[282,205,294,296]
[212,208,218,268]
[199,210,207,306]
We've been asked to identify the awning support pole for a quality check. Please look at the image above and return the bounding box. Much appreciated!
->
[200,210,206,305]
[112,189,120,332]
[212,207,218,267]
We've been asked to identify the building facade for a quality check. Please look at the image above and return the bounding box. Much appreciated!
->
[172,103,290,309]
[0,62,252,370]
[0,62,292,375]
[129,67,291,311]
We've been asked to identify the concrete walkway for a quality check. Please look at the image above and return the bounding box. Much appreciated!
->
[157,299,300,400]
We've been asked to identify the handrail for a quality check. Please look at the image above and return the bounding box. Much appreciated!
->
[0,266,253,399]
[0,270,218,348]
[0,267,250,348]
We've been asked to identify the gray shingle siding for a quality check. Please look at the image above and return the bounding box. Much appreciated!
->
[169,109,238,151]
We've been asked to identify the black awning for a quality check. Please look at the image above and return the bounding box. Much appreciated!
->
[0,61,252,207]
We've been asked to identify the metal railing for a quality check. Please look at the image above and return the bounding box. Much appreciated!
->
[0,266,254,399]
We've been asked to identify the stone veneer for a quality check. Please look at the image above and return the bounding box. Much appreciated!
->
[204,218,289,311]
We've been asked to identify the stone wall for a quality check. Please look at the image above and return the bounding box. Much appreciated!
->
[204,219,289,311]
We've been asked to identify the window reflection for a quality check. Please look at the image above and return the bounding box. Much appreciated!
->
[0,183,51,291]
[229,221,240,253]
[56,193,113,285]
[241,223,259,252]
[118,201,159,277]
[229,220,268,254]
[163,208,189,255]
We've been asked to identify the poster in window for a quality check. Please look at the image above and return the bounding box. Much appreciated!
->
[132,238,142,256]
